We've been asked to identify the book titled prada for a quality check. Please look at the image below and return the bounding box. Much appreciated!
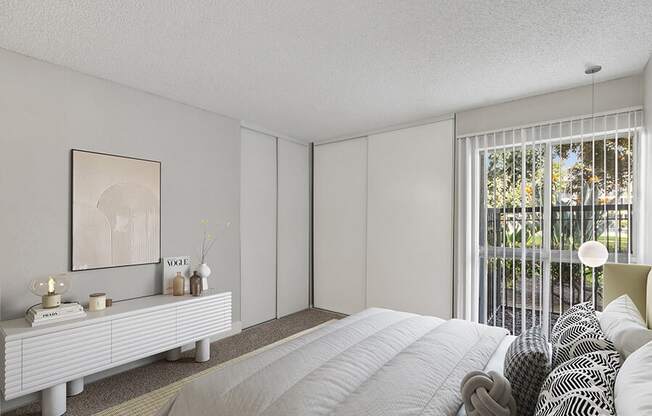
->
[27,303,86,326]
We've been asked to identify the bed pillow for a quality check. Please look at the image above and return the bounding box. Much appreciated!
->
[535,350,621,416]
[599,294,652,358]
[550,302,614,367]
[504,326,550,416]
[551,302,601,338]
[614,340,652,416]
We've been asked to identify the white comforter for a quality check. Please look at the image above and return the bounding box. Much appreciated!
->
[158,308,508,416]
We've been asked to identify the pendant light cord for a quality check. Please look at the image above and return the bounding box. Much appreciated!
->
[591,73,595,117]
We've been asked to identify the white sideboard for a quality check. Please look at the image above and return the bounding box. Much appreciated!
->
[0,291,232,416]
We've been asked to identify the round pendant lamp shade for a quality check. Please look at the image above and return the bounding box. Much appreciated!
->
[578,241,609,268]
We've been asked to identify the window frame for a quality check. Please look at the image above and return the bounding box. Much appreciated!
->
[476,123,643,335]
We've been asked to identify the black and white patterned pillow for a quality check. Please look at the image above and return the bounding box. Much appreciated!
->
[535,350,620,416]
[504,326,551,416]
[551,302,601,341]
[551,302,614,367]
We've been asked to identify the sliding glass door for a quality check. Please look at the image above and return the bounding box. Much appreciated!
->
[463,109,642,335]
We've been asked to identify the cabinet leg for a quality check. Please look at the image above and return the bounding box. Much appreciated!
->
[42,382,66,416]
[166,347,182,361]
[67,377,84,396]
[195,338,210,362]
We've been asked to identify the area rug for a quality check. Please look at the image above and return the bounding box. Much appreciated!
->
[93,319,337,416]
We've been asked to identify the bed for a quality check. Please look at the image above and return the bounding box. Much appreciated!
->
[157,263,651,416]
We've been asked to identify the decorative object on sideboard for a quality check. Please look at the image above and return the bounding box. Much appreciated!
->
[71,149,161,271]
[26,302,86,327]
[88,293,107,311]
[163,256,191,294]
[578,240,609,268]
[30,274,71,309]
[197,220,232,290]
[197,262,211,291]
[190,271,203,296]
[173,272,186,296]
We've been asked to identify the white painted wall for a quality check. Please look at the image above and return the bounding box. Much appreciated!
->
[0,48,242,411]
[643,56,652,263]
[456,75,643,136]
[366,121,454,318]
[0,49,241,320]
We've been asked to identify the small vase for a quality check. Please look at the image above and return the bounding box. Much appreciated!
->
[173,272,185,296]
[190,271,202,296]
[197,263,211,291]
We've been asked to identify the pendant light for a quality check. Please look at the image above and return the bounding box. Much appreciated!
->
[579,64,609,269]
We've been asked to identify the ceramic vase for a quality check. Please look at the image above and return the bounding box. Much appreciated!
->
[197,263,211,290]
[189,271,202,296]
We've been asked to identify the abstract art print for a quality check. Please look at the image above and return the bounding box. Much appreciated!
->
[71,150,161,271]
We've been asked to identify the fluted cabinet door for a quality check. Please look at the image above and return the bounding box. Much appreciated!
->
[111,309,176,364]
[1,339,20,399]
[177,293,232,344]
[22,323,111,392]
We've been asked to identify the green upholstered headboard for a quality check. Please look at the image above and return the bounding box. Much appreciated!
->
[603,263,652,329]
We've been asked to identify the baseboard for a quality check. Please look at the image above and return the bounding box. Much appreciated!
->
[0,321,242,413]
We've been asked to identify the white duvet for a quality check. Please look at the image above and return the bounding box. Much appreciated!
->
[158,308,508,416]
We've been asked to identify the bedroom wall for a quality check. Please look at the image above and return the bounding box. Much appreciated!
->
[643,56,652,263]
[0,48,242,322]
[456,74,644,136]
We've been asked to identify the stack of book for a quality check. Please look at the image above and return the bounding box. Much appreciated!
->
[26,303,87,327]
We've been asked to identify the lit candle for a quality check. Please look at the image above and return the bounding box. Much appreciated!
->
[48,276,55,294]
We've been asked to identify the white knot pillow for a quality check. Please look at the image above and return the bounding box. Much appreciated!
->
[461,370,517,416]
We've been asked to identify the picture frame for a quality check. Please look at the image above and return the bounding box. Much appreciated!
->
[71,149,161,271]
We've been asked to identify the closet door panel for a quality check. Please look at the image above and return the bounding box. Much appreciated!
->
[314,138,367,315]
[277,139,310,317]
[366,120,454,318]
[241,129,277,328]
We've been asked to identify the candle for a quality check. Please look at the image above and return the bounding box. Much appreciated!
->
[89,293,106,311]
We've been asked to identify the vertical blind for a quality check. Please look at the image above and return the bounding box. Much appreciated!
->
[455,109,643,335]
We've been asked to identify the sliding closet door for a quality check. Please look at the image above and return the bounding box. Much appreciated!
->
[314,138,367,315]
[241,129,277,328]
[277,139,310,317]
[366,120,454,318]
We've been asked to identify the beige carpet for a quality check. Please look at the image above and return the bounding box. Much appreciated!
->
[94,320,336,416]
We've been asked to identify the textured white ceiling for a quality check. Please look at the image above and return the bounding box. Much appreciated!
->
[1,1,651,141]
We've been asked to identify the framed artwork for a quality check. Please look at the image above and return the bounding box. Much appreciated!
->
[71,149,161,271]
